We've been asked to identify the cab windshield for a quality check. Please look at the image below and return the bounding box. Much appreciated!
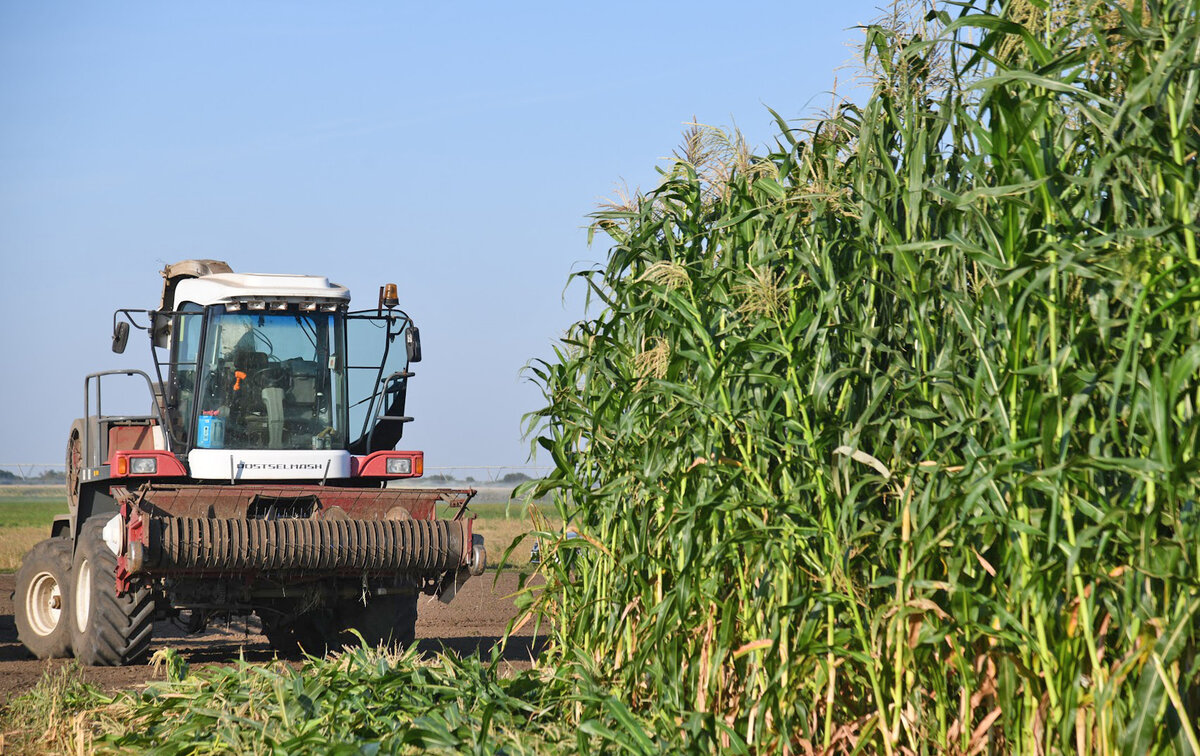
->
[194,307,347,450]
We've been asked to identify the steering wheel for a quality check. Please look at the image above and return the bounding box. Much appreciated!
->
[252,364,292,390]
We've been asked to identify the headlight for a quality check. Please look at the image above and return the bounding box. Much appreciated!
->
[130,457,158,475]
[386,457,412,475]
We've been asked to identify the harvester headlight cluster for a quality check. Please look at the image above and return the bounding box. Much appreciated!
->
[116,456,158,475]
[354,451,423,478]
[386,457,412,475]
[130,457,158,475]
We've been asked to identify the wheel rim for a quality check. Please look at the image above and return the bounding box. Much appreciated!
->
[74,557,92,634]
[25,571,63,637]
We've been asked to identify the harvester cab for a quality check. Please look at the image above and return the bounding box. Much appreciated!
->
[15,260,485,666]
[152,264,414,467]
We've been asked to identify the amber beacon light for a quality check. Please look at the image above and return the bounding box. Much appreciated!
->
[382,283,399,309]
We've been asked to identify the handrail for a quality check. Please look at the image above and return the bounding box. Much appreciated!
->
[82,369,171,480]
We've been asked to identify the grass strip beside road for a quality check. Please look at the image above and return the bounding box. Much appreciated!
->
[0,485,66,499]
[0,497,67,528]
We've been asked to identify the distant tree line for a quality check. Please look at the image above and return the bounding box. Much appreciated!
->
[0,469,66,484]
[423,472,532,485]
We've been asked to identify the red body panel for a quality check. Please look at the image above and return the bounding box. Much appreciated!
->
[352,450,424,478]
[109,450,188,478]
[116,482,473,520]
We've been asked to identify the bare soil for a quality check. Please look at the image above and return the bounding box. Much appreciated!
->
[0,570,544,704]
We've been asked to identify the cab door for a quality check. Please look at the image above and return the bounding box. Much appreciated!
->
[166,303,204,448]
[345,311,417,454]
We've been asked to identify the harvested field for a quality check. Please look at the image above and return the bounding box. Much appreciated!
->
[0,569,542,703]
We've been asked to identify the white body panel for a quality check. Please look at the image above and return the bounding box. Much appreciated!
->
[174,273,350,307]
[188,449,352,480]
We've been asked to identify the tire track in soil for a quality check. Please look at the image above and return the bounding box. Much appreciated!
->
[0,571,544,703]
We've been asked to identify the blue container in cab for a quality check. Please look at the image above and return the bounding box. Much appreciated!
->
[196,414,225,448]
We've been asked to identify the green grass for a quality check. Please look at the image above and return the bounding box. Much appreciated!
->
[0,498,67,528]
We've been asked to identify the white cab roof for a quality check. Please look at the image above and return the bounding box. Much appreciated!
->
[174,273,350,306]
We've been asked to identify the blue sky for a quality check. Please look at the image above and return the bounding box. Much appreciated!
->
[1,2,879,474]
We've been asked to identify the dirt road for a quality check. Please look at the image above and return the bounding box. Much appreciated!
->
[0,570,544,703]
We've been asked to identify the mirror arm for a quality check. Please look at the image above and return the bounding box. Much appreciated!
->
[110,309,155,353]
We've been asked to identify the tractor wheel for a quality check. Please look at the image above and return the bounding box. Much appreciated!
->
[65,421,84,511]
[260,614,333,659]
[260,593,417,658]
[14,538,73,659]
[338,593,418,649]
[70,516,155,666]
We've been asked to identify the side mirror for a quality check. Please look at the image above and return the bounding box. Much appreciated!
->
[405,326,422,363]
[112,321,130,354]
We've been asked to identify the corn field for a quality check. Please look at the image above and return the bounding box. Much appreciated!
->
[521,0,1200,752]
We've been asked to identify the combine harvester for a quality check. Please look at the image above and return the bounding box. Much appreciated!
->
[14,260,485,665]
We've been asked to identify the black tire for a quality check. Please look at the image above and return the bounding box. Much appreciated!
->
[14,538,73,659]
[259,614,331,659]
[260,593,417,658]
[339,593,418,649]
[70,516,155,666]
[261,626,304,657]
